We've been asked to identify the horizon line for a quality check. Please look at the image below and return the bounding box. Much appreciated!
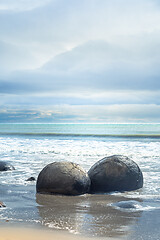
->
[0,122,160,124]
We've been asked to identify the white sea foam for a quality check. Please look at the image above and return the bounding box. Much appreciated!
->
[0,136,160,198]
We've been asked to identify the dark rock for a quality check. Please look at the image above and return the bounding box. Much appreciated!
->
[111,200,140,210]
[0,161,15,171]
[36,161,91,196]
[0,201,6,208]
[26,177,36,181]
[88,155,143,193]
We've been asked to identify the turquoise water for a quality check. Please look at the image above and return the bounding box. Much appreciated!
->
[0,123,160,137]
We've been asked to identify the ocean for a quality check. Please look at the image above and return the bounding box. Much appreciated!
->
[0,123,160,239]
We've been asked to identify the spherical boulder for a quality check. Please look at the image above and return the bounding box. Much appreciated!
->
[88,155,143,193]
[0,161,15,171]
[0,201,6,208]
[36,161,91,196]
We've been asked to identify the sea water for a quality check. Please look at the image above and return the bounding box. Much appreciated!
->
[0,123,160,239]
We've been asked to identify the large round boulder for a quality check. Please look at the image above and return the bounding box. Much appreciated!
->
[88,155,143,193]
[36,161,91,196]
[0,161,15,171]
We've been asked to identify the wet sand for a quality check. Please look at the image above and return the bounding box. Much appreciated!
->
[0,190,140,239]
[0,227,92,240]
[1,186,160,240]
[0,189,143,238]
[36,193,142,238]
[0,226,123,240]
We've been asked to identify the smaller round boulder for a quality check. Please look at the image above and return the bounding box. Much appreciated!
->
[0,201,6,208]
[26,177,36,182]
[36,161,90,196]
[0,161,15,171]
[111,200,140,211]
[88,155,143,193]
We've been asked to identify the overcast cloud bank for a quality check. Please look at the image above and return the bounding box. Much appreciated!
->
[0,0,160,122]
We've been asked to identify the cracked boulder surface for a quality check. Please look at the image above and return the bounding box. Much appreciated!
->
[88,155,143,193]
[36,161,90,196]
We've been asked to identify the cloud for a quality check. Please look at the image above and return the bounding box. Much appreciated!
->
[1,0,160,122]
[0,0,52,12]
[1,89,160,108]
[0,40,40,73]
[0,104,160,123]
[1,0,160,71]
[1,38,160,96]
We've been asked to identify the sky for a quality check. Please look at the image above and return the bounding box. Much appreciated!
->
[0,0,160,123]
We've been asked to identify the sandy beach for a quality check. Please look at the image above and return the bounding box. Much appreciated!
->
[1,192,160,240]
[1,202,160,240]
[0,227,91,240]
[0,226,123,240]
[1,172,160,240]
[0,191,137,239]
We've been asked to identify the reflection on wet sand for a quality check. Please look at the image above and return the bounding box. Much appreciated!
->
[36,194,142,238]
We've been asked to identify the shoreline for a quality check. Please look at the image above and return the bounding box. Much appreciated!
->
[0,226,123,240]
[0,124,160,240]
